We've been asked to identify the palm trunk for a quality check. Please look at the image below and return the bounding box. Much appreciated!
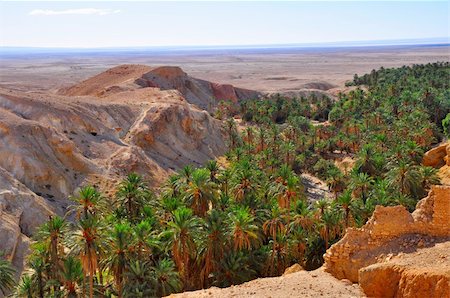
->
[38,271,44,298]
[82,274,86,298]
[90,269,94,298]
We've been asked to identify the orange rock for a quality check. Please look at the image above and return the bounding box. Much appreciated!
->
[422,142,449,168]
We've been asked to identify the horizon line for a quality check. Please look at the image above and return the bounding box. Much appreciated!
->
[1,37,449,51]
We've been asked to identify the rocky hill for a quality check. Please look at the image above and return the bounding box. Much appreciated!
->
[59,64,260,111]
[0,64,258,275]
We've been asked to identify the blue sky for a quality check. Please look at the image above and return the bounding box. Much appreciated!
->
[0,1,448,48]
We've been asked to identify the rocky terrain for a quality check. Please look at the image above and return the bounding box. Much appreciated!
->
[0,64,257,275]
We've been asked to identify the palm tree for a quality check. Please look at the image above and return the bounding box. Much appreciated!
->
[350,172,374,204]
[206,160,220,182]
[228,206,260,251]
[218,168,233,197]
[291,200,315,232]
[61,256,83,298]
[419,166,440,194]
[263,207,288,276]
[153,259,182,296]
[386,159,421,199]
[116,173,150,221]
[225,118,238,149]
[105,223,133,298]
[184,168,215,217]
[14,275,34,298]
[123,260,154,297]
[325,167,344,199]
[215,251,256,287]
[25,241,50,298]
[0,254,15,296]
[356,144,378,175]
[318,210,341,250]
[200,210,225,287]
[69,186,104,220]
[163,207,200,290]
[69,216,103,298]
[133,220,159,261]
[336,191,354,228]
[314,199,329,219]
[232,163,256,202]
[36,216,67,289]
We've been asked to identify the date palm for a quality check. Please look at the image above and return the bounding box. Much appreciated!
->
[105,223,133,298]
[206,160,220,182]
[69,186,104,220]
[163,207,200,290]
[0,254,15,296]
[200,210,226,287]
[386,159,421,199]
[318,210,341,250]
[116,173,150,221]
[419,166,440,193]
[228,206,260,251]
[153,258,182,296]
[69,216,103,298]
[61,256,83,298]
[291,200,315,232]
[36,216,67,289]
[336,191,354,228]
[184,168,215,217]
[14,275,34,298]
[349,172,374,204]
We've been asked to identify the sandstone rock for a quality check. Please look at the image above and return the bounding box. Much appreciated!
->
[359,243,450,298]
[324,186,450,281]
[422,142,448,168]
[283,263,304,275]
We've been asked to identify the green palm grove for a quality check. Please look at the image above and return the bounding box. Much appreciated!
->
[2,62,447,297]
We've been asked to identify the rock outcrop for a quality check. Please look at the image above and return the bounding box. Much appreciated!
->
[422,142,449,168]
[59,64,260,112]
[324,185,450,297]
[359,241,449,298]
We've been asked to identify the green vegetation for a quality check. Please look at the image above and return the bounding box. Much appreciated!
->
[0,253,15,296]
[14,63,448,297]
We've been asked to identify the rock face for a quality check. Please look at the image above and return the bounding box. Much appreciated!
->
[359,242,450,298]
[324,185,450,297]
[0,64,244,276]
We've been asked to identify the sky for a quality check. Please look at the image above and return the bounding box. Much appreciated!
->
[0,1,448,48]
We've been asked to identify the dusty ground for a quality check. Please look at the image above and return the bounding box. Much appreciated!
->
[168,268,363,298]
[1,45,448,93]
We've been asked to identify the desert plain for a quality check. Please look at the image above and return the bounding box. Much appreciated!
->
[1,44,449,93]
